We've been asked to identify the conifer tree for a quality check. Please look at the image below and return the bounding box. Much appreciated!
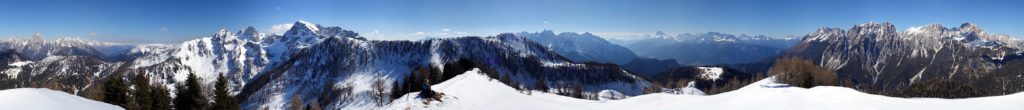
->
[174,73,208,110]
[103,73,129,108]
[212,74,239,110]
[152,85,173,110]
[132,73,153,110]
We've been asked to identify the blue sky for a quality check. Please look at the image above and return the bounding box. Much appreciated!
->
[1,0,1022,43]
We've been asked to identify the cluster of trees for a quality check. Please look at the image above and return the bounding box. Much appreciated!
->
[551,82,588,99]
[707,74,766,94]
[99,72,238,110]
[898,79,989,98]
[100,72,172,110]
[288,95,323,110]
[768,57,840,88]
[641,66,764,95]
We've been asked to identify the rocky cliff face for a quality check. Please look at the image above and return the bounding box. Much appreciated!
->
[784,22,1023,95]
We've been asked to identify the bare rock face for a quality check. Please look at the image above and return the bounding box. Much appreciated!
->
[784,22,1023,95]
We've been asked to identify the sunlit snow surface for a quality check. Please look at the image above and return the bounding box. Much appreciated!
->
[388,70,1024,110]
[697,67,723,80]
[0,88,124,110]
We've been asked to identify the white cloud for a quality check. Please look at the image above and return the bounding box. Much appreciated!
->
[453,31,469,35]
[397,29,472,40]
[410,31,427,36]
[268,23,294,35]
[592,32,650,40]
[361,29,387,39]
[160,27,169,31]
[357,28,477,41]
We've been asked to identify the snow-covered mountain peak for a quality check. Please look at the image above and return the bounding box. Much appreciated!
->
[238,26,262,41]
[802,22,1018,47]
[899,23,1018,47]
[316,26,361,39]
[581,32,595,36]
[694,32,740,43]
[642,31,684,42]
[0,36,136,60]
[284,20,321,37]
[296,20,319,31]
[784,35,798,40]
[851,22,896,34]
[540,30,557,36]
[651,31,672,39]
[959,22,980,32]
[803,27,844,42]
[655,31,667,36]
[213,27,236,40]
[519,30,639,64]
[905,24,946,34]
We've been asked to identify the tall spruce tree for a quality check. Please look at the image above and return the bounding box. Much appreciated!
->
[174,73,208,110]
[152,85,173,110]
[132,73,153,110]
[212,74,239,110]
[103,73,129,108]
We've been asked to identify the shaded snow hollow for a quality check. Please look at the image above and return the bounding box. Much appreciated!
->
[0,88,124,110]
[387,69,1024,110]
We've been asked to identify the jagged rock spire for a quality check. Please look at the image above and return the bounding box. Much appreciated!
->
[238,26,261,41]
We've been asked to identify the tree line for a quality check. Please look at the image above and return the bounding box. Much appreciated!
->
[98,71,239,110]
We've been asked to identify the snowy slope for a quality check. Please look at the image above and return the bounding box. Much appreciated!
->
[389,71,1024,110]
[0,88,123,110]
[388,68,598,110]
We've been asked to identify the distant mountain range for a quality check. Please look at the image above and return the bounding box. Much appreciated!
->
[519,30,757,91]
[625,31,799,65]
[519,30,638,64]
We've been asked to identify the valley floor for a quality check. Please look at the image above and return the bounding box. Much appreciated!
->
[386,69,1024,110]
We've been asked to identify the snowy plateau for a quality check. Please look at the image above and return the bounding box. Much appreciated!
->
[0,88,123,110]
[388,69,1024,110]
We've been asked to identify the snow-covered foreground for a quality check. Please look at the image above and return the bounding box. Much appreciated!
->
[0,88,123,110]
[387,69,1024,110]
